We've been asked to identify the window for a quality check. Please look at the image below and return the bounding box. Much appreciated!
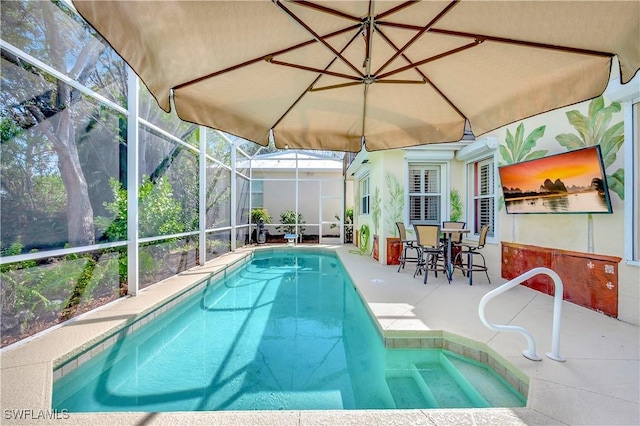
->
[360,175,370,214]
[468,157,496,238]
[408,164,442,224]
[251,179,264,208]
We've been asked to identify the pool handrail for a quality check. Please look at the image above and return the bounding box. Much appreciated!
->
[478,267,565,362]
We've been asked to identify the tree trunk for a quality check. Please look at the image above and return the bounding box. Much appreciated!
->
[41,7,103,246]
[56,117,96,247]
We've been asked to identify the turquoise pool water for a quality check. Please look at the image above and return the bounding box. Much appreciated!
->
[53,249,525,411]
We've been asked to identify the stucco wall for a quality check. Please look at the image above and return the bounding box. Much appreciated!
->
[352,152,384,253]
[481,96,638,325]
[348,93,639,326]
[259,170,345,237]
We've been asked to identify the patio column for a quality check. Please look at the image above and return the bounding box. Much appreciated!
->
[295,152,299,237]
[199,127,207,265]
[230,141,237,251]
[126,69,139,296]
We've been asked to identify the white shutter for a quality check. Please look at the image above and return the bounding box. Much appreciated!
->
[474,158,495,236]
[479,162,492,196]
[408,164,442,224]
[424,168,439,193]
[409,169,422,193]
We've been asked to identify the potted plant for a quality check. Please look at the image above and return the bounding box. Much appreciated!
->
[276,210,305,243]
[450,189,463,222]
[331,206,354,243]
[251,208,272,243]
[345,206,354,243]
[449,189,464,261]
[251,207,272,224]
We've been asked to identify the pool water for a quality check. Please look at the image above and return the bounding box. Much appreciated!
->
[53,249,525,411]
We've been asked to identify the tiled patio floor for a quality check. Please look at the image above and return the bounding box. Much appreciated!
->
[1,244,638,425]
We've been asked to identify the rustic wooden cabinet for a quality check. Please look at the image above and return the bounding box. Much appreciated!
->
[501,242,621,317]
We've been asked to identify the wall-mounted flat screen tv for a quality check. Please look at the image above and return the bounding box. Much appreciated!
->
[498,145,613,214]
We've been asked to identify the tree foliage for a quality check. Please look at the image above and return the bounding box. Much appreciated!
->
[1,0,127,250]
[96,176,185,241]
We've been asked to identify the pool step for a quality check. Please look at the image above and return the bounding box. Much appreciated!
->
[444,352,526,407]
[385,353,492,409]
[386,364,438,408]
[430,352,490,408]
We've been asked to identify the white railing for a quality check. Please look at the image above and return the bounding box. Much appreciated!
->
[478,267,566,362]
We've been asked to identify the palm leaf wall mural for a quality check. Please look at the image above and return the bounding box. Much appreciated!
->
[555,96,624,199]
[384,171,403,237]
[499,123,548,166]
[371,186,381,236]
[498,123,547,209]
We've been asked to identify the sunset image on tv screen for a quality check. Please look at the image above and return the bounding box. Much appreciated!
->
[498,146,613,214]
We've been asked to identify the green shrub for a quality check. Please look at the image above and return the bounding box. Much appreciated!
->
[95,176,186,286]
[450,189,463,222]
[346,206,354,224]
[276,210,305,235]
[1,241,120,333]
[251,207,272,224]
[96,176,185,241]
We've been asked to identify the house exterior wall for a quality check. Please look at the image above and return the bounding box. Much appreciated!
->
[482,96,638,325]
[256,169,351,239]
[348,90,639,326]
[377,147,470,265]
[352,151,382,253]
[261,170,320,226]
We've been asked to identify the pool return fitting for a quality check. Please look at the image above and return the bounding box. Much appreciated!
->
[478,267,565,362]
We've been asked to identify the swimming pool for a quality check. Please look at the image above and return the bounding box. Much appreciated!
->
[52,249,525,411]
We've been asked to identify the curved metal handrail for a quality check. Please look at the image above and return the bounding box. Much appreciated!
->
[478,267,565,362]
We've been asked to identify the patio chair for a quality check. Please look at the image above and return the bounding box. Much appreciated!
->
[442,221,466,268]
[442,221,466,244]
[453,224,491,285]
[413,224,448,284]
[396,222,419,273]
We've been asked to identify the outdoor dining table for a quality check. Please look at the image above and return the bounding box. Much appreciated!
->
[441,228,471,281]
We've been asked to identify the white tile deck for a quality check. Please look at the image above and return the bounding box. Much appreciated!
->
[1,244,638,425]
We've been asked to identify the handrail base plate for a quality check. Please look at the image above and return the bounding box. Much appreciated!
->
[546,352,566,362]
[523,350,542,361]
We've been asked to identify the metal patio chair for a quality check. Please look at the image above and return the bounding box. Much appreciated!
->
[413,224,448,284]
[396,222,419,273]
[442,220,466,270]
[453,224,491,285]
